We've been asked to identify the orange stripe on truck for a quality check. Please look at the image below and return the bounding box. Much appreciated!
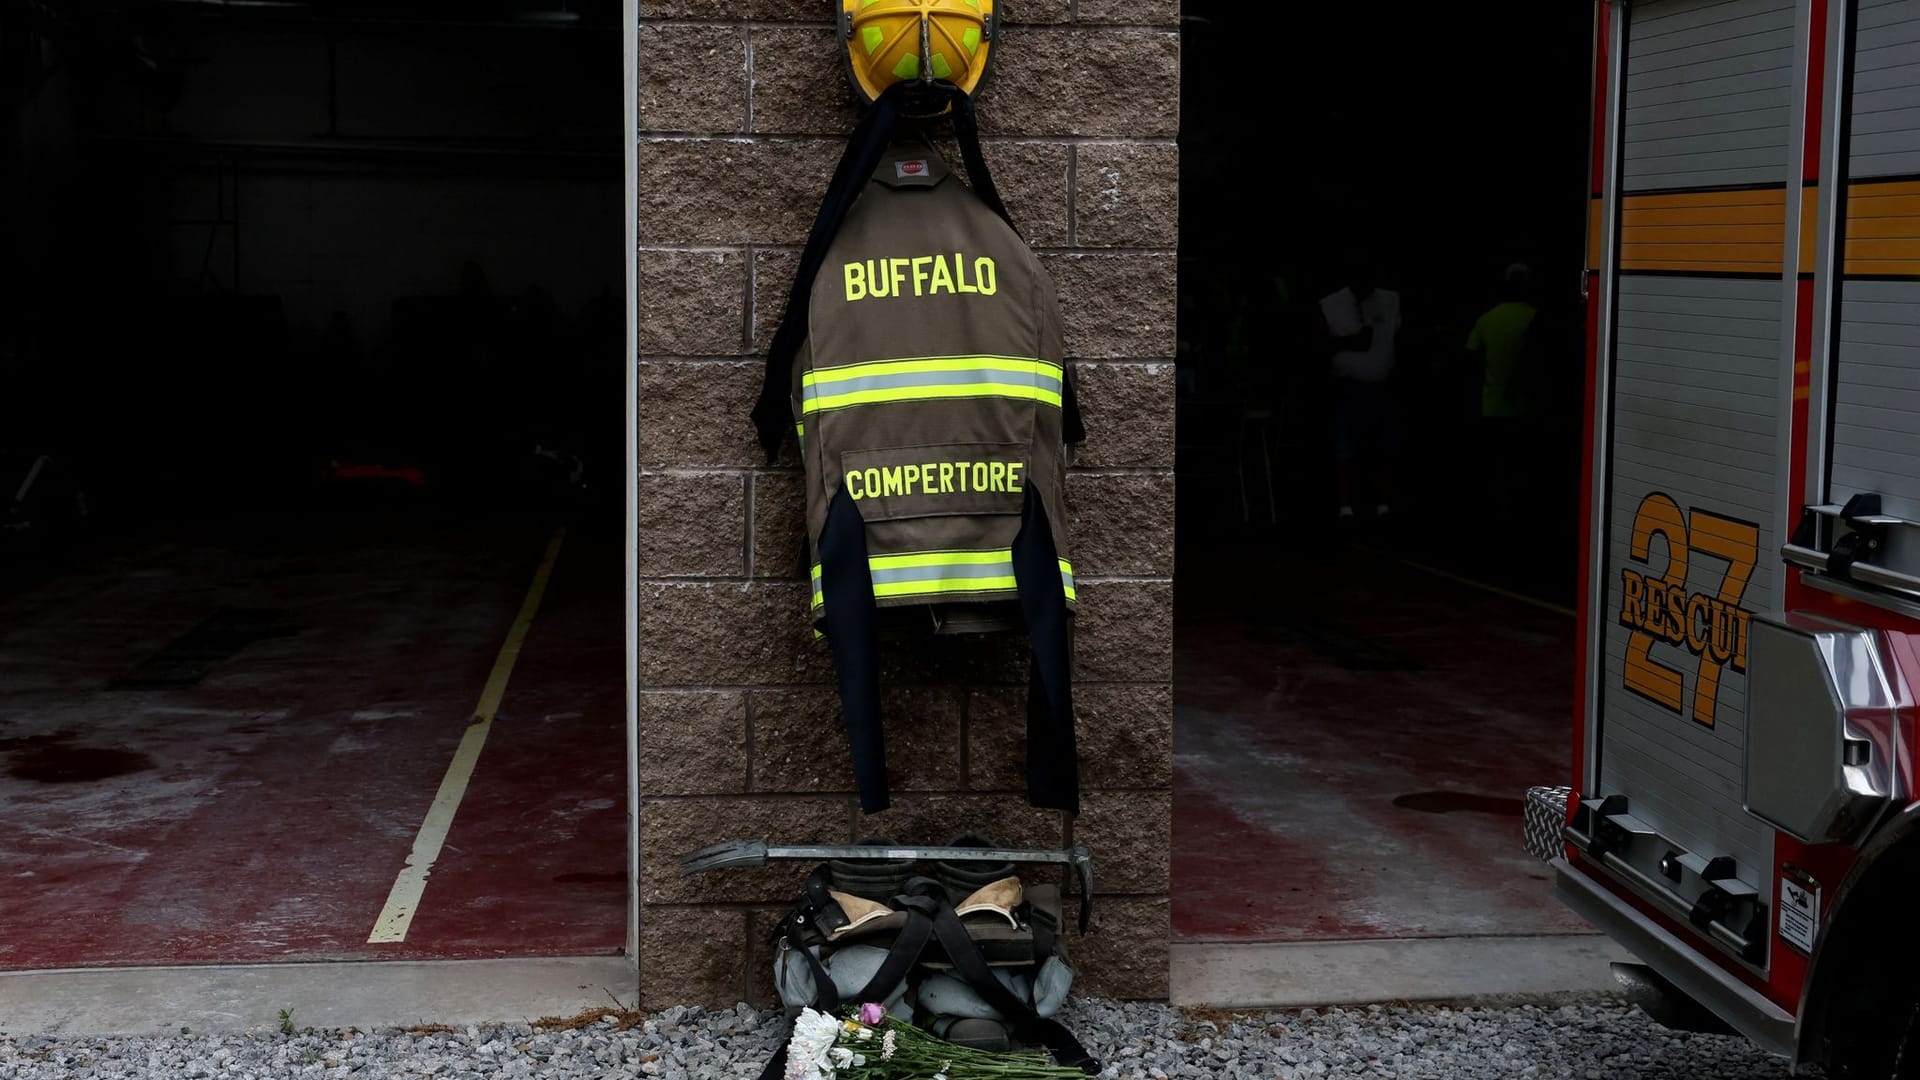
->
[1846,180,1920,277]
[1618,188,1786,274]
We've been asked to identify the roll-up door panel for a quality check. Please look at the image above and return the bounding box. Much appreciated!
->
[1831,0,1920,585]
[1621,0,1797,191]
[1595,0,1797,899]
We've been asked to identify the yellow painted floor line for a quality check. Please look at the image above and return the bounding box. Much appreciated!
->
[1353,544,1578,619]
[367,528,567,945]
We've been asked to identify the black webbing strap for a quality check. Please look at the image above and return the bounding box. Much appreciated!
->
[796,934,841,1015]
[921,887,1100,1074]
[1010,489,1080,814]
[758,906,844,1080]
[817,486,889,813]
[854,892,940,1002]
[944,88,1016,236]
[752,83,911,460]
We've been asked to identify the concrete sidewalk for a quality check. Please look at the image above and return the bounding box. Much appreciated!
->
[1174,934,1632,1008]
[1,937,1630,1036]
[0,956,637,1037]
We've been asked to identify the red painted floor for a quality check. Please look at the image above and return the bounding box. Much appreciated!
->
[0,504,625,969]
[1172,539,1589,943]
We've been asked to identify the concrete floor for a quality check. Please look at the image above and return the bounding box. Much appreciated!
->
[0,504,625,970]
[0,956,638,1036]
[0,500,1596,1017]
[1172,538,1590,944]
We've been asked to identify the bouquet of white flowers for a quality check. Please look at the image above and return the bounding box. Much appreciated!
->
[783,1004,1088,1080]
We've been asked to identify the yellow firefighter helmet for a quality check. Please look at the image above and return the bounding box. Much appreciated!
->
[841,0,996,105]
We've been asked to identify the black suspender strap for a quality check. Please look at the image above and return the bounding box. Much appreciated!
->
[751,85,903,459]
[1010,488,1080,814]
[816,486,889,813]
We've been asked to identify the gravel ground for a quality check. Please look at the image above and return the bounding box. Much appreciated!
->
[0,995,1790,1080]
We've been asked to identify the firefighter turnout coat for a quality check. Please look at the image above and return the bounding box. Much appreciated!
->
[765,130,1082,816]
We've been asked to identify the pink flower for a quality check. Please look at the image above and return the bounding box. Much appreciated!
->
[857,1002,886,1026]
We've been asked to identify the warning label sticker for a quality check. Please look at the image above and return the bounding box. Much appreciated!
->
[1779,868,1819,956]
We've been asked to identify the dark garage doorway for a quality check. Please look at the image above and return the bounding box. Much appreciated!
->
[1172,2,1598,958]
[1,0,627,968]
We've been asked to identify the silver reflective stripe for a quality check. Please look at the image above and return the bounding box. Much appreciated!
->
[868,561,1015,585]
[808,366,1062,400]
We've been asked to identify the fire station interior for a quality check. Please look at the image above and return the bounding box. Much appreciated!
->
[1,2,625,968]
[1173,3,1600,947]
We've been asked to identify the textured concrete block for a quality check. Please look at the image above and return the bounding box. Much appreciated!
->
[637,25,746,133]
[1074,791,1170,893]
[1042,253,1176,358]
[638,362,783,469]
[983,141,1070,248]
[1073,142,1179,248]
[639,139,840,245]
[751,248,801,353]
[1072,896,1170,998]
[638,472,746,577]
[638,582,834,685]
[750,468,809,580]
[638,691,749,796]
[1065,471,1175,578]
[641,796,850,904]
[978,30,1178,137]
[639,907,747,1009]
[1077,0,1180,24]
[877,628,1031,687]
[745,907,799,1008]
[751,27,859,135]
[749,0,834,19]
[1070,363,1175,468]
[968,685,1172,792]
[641,0,832,18]
[1004,0,1071,23]
[1073,581,1173,682]
[638,250,748,357]
[866,793,1066,850]
[750,687,962,794]
[633,0,1178,1011]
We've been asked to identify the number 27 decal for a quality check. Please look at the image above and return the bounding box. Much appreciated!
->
[1618,492,1759,727]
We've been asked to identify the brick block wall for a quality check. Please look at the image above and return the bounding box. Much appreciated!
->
[635,0,1178,1008]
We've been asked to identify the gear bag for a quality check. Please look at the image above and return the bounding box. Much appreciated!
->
[759,842,1099,1077]
[752,81,1085,817]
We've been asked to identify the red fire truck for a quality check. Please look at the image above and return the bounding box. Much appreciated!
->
[1529,0,1920,1073]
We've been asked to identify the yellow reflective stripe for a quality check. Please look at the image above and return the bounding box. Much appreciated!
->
[869,548,1013,570]
[804,382,1061,415]
[1058,558,1076,602]
[802,356,1061,387]
[813,551,1039,606]
[874,576,1018,598]
[795,422,806,439]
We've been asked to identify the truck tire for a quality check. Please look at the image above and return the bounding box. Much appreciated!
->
[1837,993,1920,1079]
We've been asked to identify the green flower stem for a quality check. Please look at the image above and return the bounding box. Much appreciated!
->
[831,1009,1084,1079]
